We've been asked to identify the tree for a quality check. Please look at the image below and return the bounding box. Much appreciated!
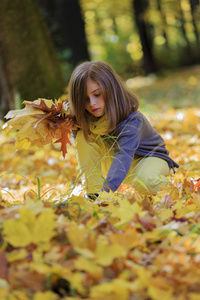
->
[37,0,90,67]
[0,0,65,119]
[189,0,200,47]
[156,0,169,49]
[177,0,191,56]
[132,0,157,74]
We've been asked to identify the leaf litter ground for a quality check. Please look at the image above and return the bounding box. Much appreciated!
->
[0,66,200,300]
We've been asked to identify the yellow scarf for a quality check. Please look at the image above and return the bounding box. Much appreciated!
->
[89,115,109,137]
[89,115,113,176]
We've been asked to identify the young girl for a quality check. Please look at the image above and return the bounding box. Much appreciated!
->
[66,60,179,198]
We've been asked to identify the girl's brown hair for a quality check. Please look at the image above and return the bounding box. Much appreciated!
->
[68,60,139,140]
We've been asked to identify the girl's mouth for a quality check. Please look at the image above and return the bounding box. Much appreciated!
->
[92,108,99,112]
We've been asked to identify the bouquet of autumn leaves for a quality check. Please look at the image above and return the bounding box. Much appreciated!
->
[3,98,73,158]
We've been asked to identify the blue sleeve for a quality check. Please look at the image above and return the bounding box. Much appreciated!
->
[102,118,143,192]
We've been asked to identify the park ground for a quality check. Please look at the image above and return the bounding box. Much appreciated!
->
[0,65,200,299]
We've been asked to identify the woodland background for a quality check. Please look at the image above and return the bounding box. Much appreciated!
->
[1,0,200,116]
[1,0,200,299]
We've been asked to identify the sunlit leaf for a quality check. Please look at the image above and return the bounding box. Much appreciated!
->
[33,291,59,300]
[3,219,31,247]
[32,210,57,244]
[3,98,72,157]
[95,239,125,266]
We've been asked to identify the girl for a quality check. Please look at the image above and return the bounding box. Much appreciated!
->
[66,60,179,198]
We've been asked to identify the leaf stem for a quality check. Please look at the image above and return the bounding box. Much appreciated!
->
[36,176,41,200]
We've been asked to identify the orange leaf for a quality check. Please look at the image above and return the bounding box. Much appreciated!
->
[0,251,8,280]
[194,179,200,188]
[55,127,72,158]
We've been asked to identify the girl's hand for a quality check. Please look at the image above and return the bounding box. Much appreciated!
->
[63,116,78,130]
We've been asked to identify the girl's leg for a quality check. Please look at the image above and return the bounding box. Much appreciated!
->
[125,157,170,195]
[74,130,104,193]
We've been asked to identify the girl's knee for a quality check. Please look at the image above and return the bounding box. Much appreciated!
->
[145,173,169,193]
[132,173,169,195]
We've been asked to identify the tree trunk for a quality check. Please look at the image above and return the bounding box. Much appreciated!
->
[58,0,90,66]
[0,0,65,118]
[38,0,90,67]
[177,0,191,53]
[132,0,157,74]
[0,41,15,119]
[156,0,169,48]
[189,0,200,47]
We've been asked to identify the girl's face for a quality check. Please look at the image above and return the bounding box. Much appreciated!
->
[85,79,105,117]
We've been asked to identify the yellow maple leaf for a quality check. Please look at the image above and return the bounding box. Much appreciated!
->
[3,219,32,247]
[147,277,174,300]
[68,272,87,295]
[15,139,31,150]
[109,227,141,251]
[0,289,9,300]
[19,207,36,230]
[95,239,125,266]
[108,199,143,227]
[74,256,103,279]
[10,291,30,300]
[188,293,200,300]
[6,249,28,262]
[31,209,57,244]
[33,291,59,300]
[15,120,51,145]
[90,279,129,300]
[5,115,38,131]
[67,222,96,250]
[4,106,45,119]
[159,209,174,222]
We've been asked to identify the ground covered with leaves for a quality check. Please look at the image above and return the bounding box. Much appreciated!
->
[0,66,200,300]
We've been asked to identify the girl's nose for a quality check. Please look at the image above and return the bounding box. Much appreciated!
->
[89,96,96,106]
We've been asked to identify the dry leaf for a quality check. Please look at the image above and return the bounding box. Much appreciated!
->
[3,98,72,157]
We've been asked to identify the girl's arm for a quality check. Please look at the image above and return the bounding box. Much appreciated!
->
[102,118,143,192]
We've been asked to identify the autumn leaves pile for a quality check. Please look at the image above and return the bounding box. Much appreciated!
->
[1,101,200,299]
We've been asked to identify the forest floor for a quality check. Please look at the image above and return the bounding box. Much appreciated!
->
[0,65,200,300]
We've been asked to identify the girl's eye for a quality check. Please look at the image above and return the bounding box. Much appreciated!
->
[94,93,100,97]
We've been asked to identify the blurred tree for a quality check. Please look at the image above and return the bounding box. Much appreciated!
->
[189,0,200,47]
[156,0,169,49]
[81,0,138,78]
[37,0,90,68]
[0,41,15,118]
[177,0,191,56]
[0,0,65,119]
[132,0,157,74]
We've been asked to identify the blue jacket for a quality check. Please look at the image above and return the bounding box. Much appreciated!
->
[102,110,179,192]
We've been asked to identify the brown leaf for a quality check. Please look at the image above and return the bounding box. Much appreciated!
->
[161,194,174,208]
[55,127,72,158]
[24,99,57,113]
[137,213,156,231]
[0,251,8,280]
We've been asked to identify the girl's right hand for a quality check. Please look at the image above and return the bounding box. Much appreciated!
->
[63,116,78,130]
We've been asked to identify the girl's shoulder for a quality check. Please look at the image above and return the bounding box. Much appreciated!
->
[127,110,143,120]
[121,110,144,126]
[112,110,144,135]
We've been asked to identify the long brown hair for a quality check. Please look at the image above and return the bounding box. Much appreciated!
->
[68,60,139,140]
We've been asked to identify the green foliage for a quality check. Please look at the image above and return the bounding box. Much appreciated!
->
[79,0,200,75]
